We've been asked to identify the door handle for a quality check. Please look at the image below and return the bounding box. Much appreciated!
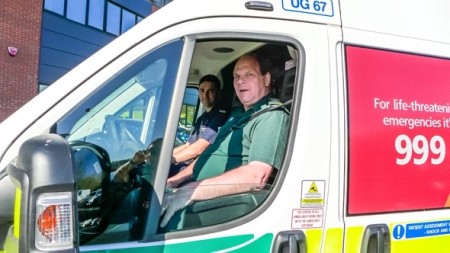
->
[272,230,306,253]
[361,224,390,253]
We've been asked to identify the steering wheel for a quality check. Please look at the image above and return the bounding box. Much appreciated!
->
[104,115,120,153]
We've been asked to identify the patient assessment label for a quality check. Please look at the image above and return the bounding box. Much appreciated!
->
[393,220,450,240]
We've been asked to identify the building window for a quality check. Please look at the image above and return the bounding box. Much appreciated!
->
[39,84,50,93]
[67,0,87,24]
[44,0,64,15]
[121,9,136,34]
[88,0,105,30]
[43,0,144,36]
[106,2,121,35]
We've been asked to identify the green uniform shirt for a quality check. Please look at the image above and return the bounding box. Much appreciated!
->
[193,93,290,181]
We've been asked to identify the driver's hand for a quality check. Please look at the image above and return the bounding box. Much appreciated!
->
[112,166,129,183]
[112,150,146,183]
[160,187,195,228]
[132,150,146,164]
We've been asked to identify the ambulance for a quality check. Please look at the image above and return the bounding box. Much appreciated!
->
[1,0,450,252]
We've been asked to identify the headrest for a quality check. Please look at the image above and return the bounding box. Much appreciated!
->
[280,68,295,103]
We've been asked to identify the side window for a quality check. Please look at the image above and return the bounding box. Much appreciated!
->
[346,45,450,215]
[55,40,183,245]
[160,39,298,233]
[178,87,199,143]
[58,41,182,161]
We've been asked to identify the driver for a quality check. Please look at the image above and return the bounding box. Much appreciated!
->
[170,74,229,176]
[159,53,290,229]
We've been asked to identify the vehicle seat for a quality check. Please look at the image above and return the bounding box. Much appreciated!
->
[280,67,295,104]
[159,189,269,233]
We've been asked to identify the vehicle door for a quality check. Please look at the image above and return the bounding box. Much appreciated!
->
[70,14,342,253]
[1,4,344,253]
[342,8,450,253]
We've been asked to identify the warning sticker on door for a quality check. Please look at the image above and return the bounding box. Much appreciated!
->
[291,208,324,229]
[301,180,325,207]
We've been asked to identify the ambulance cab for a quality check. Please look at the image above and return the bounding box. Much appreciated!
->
[1,0,450,252]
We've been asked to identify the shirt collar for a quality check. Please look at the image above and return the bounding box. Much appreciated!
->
[246,92,276,114]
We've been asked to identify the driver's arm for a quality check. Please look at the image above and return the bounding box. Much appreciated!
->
[190,161,272,200]
[160,161,272,227]
[172,142,189,155]
[166,159,197,188]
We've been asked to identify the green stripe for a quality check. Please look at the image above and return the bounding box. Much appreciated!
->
[85,233,273,253]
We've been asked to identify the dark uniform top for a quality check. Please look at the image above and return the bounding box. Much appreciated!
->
[169,105,229,177]
[187,105,229,145]
[193,93,290,181]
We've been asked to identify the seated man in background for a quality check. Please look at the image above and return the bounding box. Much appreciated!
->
[113,74,228,183]
[160,53,290,229]
[170,74,229,176]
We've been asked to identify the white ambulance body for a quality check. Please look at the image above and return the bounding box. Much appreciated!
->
[1,0,450,252]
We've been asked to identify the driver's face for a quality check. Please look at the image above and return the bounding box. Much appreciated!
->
[233,56,270,110]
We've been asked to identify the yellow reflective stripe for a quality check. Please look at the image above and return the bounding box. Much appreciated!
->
[4,226,18,253]
[390,222,450,253]
[305,228,344,253]
[306,229,322,253]
[13,188,21,238]
[323,228,343,253]
[392,235,450,252]
[344,226,364,253]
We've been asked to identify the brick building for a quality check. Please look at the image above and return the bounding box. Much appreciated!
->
[0,0,43,122]
[0,0,170,122]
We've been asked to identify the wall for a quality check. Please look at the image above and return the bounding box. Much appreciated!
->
[0,0,156,122]
[111,0,151,17]
[39,12,116,85]
[0,0,43,122]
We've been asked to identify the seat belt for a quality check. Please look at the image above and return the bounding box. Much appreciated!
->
[250,99,292,121]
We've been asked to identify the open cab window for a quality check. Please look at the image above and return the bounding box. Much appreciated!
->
[53,35,300,245]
